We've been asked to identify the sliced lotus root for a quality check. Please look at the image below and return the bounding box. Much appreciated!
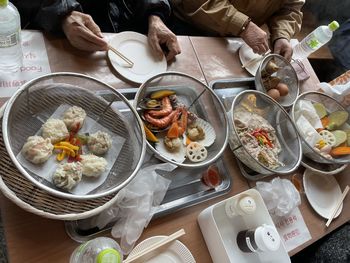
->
[186,142,207,162]
[319,130,336,147]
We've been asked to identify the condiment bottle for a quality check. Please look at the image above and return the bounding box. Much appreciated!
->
[225,195,256,218]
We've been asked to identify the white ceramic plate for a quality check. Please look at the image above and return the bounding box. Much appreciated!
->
[128,235,196,263]
[238,43,262,76]
[108,31,167,84]
[303,169,343,219]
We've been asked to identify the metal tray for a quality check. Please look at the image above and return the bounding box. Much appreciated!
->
[65,88,232,242]
[210,77,275,181]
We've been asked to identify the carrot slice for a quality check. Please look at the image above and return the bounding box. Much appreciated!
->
[144,124,159,143]
[167,122,179,139]
[321,116,330,128]
[330,146,350,156]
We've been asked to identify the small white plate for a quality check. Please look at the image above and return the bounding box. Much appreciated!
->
[128,235,196,263]
[238,43,262,76]
[303,169,343,219]
[108,31,167,84]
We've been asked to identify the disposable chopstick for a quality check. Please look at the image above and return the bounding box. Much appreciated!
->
[124,229,186,263]
[108,45,134,68]
[325,185,349,227]
[241,50,271,69]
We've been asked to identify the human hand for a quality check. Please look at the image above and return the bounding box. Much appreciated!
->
[274,38,293,61]
[62,11,108,52]
[240,21,269,55]
[148,15,181,61]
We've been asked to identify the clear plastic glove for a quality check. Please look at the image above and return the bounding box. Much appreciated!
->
[256,177,301,218]
[240,21,269,55]
[148,15,181,61]
[274,38,293,61]
[94,162,175,254]
[62,11,108,52]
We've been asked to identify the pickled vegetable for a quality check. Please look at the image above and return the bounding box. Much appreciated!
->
[331,130,347,147]
[313,103,327,119]
[326,111,349,130]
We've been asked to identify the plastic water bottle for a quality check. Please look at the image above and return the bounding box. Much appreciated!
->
[293,21,339,60]
[70,237,123,263]
[0,0,23,72]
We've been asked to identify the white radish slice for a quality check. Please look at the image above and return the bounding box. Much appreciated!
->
[319,130,336,147]
[186,142,208,162]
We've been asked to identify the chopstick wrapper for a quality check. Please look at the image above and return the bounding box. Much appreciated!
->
[93,158,175,254]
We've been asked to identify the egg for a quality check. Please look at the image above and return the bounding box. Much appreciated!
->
[267,88,281,101]
[276,83,289,96]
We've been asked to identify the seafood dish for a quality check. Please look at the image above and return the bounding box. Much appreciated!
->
[87,131,112,155]
[21,135,54,164]
[139,89,216,164]
[52,162,83,190]
[295,100,350,160]
[63,105,86,130]
[20,105,112,191]
[80,154,108,177]
[42,118,69,144]
[234,109,284,169]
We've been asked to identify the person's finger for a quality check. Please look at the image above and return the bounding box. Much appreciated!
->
[70,36,106,51]
[148,34,163,60]
[84,15,104,38]
[77,25,108,50]
[283,48,293,61]
[166,42,181,61]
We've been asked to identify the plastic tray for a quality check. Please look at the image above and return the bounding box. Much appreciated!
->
[198,189,290,263]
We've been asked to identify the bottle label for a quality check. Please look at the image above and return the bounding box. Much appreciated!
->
[0,31,19,48]
[304,33,320,50]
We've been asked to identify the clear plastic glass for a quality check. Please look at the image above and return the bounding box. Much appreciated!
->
[70,237,123,263]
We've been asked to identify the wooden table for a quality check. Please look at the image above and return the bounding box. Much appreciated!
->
[0,32,349,262]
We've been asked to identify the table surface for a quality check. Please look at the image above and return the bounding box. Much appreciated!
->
[0,32,349,263]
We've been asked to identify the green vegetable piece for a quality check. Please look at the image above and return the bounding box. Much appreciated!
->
[313,102,327,119]
[346,130,350,146]
[331,130,347,147]
[326,111,349,130]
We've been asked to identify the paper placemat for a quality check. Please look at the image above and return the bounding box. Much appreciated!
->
[0,31,51,97]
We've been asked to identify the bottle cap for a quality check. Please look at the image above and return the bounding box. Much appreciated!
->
[0,0,8,7]
[237,196,256,215]
[328,21,339,31]
[97,248,122,263]
[254,224,280,252]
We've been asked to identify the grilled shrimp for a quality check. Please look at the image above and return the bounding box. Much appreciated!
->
[147,97,173,117]
[144,108,181,129]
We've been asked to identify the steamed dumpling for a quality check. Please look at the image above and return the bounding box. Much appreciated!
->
[87,131,112,155]
[80,154,107,177]
[21,136,53,164]
[42,118,69,144]
[52,162,83,190]
[63,106,86,131]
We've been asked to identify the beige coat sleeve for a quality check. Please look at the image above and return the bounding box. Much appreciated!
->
[267,0,305,43]
[175,0,250,36]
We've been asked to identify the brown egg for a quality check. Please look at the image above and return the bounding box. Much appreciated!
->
[276,83,289,96]
[267,88,281,101]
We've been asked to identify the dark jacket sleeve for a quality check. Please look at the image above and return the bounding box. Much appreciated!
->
[13,0,81,33]
[130,0,171,22]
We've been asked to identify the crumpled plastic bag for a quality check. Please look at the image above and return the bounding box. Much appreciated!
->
[318,82,350,112]
[93,162,176,254]
[256,177,301,218]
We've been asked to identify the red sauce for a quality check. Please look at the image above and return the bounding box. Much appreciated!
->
[202,165,222,188]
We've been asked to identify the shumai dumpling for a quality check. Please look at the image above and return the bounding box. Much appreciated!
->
[52,162,83,190]
[80,154,107,177]
[63,106,86,131]
[87,131,112,155]
[42,118,69,144]
[21,136,53,164]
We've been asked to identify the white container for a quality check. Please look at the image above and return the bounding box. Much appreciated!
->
[70,237,123,263]
[293,21,339,60]
[198,189,290,263]
[0,0,23,72]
